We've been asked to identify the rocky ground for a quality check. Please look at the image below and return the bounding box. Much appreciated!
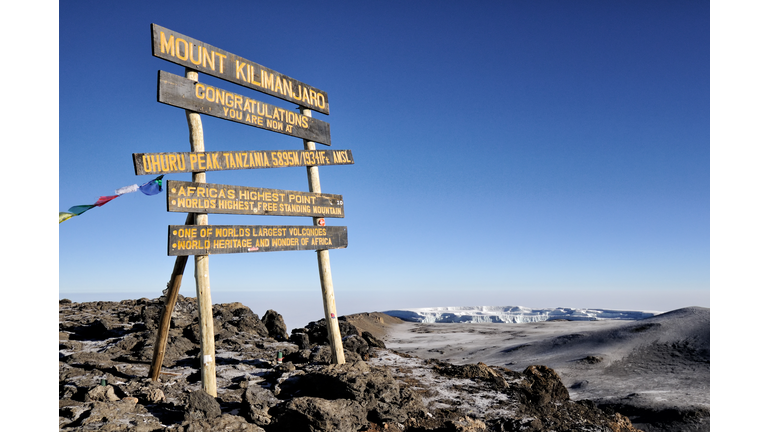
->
[384,309,710,432]
[60,296,648,431]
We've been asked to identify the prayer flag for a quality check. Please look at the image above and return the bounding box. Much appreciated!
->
[95,195,119,207]
[67,204,96,215]
[59,212,76,224]
[115,184,139,195]
[139,175,164,196]
[61,175,165,224]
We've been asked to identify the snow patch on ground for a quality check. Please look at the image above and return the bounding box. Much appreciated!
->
[370,349,516,419]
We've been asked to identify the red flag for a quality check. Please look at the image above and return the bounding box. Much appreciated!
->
[94,195,119,207]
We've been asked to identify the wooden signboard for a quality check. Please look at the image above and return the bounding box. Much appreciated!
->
[150,24,349,390]
[167,180,344,217]
[151,24,330,115]
[158,71,332,145]
[168,225,348,256]
[133,149,353,175]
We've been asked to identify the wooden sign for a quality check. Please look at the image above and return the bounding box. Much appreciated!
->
[168,225,348,256]
[167,180,344,218]
[133,149,353,175]
[158,71,332,145]
[151,24,329,115]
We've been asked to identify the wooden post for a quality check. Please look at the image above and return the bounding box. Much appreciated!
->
[185,68,217,397]
[301,108,346,365]
[149,212,194,381]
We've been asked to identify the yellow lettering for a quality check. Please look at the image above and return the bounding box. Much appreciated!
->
[236,61,247,81]
[142,155,152,173]
[190,44,202,65]
[160,32,174,56]
[202,47,215,70]
[262,70,274,90]
[175,38,188,61]
[292,85,303,101]
[249,65,261,85]
[309,90,318,106]
[214,52,226,73]
[151,155,161,173]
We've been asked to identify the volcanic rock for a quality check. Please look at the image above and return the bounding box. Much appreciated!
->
[59,297,646,432]
[271,397,368,432]
[184,389,221,422]
[362,331,387,349]
[262,309,290,341]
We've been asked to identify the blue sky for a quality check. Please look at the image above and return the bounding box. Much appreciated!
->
[55,1,711,328]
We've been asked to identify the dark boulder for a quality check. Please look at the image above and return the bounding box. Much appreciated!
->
[290,329,312,350]
[186,414,266,432]
[523,365,570,406]
[342,335,370,359]
[277,361,426,423]
[362,331,387,349]
[262,309,289,341]
[271,396,368,432]
[235,313,270,337]
[305,318,360,345]
[242,385,280,426]
[434,361,509,390]
[308,345,362,365]
[184,389,221,422]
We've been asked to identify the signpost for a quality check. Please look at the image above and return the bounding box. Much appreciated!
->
[133,149,354,175]
[151,24,330,115]
[145,24,351,394]
[158,71,332,145]
[167,180,345,217]
[168,225,348,256]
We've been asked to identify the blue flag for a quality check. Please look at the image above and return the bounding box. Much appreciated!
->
[139,175,164,196]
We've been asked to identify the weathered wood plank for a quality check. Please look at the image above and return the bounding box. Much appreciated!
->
[133,149,353,175]
[151,24,329,115]
[157,71,332,145]
[167,180,344,218]
[168,225,348,256]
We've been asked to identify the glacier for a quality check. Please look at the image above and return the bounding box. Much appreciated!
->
[381,306,658,324]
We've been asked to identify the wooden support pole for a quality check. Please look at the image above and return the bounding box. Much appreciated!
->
[301,108,346,365]
[185,68,217,397]
[149,212,194,381]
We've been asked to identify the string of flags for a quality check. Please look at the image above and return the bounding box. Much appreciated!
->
[59,175,164,224]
